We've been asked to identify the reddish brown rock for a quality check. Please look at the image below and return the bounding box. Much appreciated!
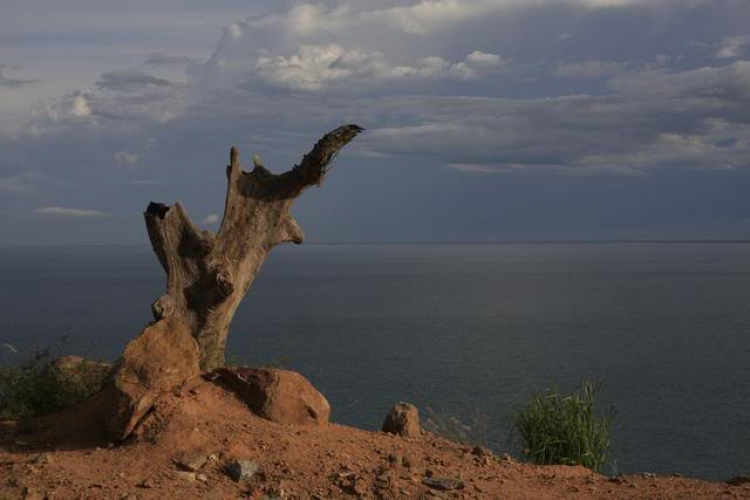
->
[728,475,750,486]
[108,318,200,440]
[215,367,330,426]
[382,402,422,438]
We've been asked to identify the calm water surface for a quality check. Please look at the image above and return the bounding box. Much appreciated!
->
[1,243,748,480]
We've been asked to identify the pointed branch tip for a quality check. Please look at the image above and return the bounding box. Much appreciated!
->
[145,202,170,219]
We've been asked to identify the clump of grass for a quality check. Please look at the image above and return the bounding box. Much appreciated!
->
[423,406,489,448]
[0,348,110,420]
[515,381,615,472]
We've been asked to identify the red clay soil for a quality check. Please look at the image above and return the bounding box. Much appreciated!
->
[0,378,747,500]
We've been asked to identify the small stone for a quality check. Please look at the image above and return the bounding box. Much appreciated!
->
[32,453,52,465]
[425,490,447,499]
[374,473,390,489]
[422,477,465,491]
[471,446,492,458]
[174,453,208,472]
[22,487,44,500]
[226,459,259,482]
[728,475,750,486]
[382,402,421,438]
[196,474,208,483]
[171,471,196,482]
[137,478,155,489]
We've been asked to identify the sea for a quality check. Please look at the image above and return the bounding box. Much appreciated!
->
[1,242,748,481]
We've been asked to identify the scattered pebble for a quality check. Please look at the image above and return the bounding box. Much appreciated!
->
[225,459,259,482]
[422,477,465,491]
[171,471,197,482]
[136,478,156,489]
[31,454,52,465]
[374,473,390,489]
[174,453,208,472]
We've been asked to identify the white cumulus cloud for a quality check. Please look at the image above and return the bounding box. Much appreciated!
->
[35,207,108,217]
[254,45,505,90]
[716,35,750,59]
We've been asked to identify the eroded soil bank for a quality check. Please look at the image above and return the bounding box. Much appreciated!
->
[1,379,747,499]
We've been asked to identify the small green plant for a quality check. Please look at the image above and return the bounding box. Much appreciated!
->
[423,406,489,448]
[515,381,615,472]
[0,348,109,420]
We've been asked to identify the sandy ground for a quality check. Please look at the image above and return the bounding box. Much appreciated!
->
[0,378,748,499]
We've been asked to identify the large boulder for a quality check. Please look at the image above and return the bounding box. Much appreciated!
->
[382,402,422,438]
[108,318,200,440]
[215,367,330,426]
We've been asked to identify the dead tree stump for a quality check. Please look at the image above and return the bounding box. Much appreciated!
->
[107,125,362,439]
[144,124,362,371]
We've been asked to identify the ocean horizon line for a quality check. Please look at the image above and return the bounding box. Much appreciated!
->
[2,239,750,249]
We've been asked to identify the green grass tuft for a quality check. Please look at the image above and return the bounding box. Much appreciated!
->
[0,349,110,420]
[515,381,615,472]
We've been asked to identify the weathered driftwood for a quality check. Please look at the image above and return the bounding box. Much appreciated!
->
[144,124,363,371]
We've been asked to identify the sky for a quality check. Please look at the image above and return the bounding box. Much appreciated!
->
[1,0,749,245]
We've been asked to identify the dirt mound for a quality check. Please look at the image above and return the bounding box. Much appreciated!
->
[0,378,746,499]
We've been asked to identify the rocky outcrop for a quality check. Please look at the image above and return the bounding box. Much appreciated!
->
[214,367,330,426]
[382,402,422,438]
[107,318,200,441]
[50,356,112,388]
